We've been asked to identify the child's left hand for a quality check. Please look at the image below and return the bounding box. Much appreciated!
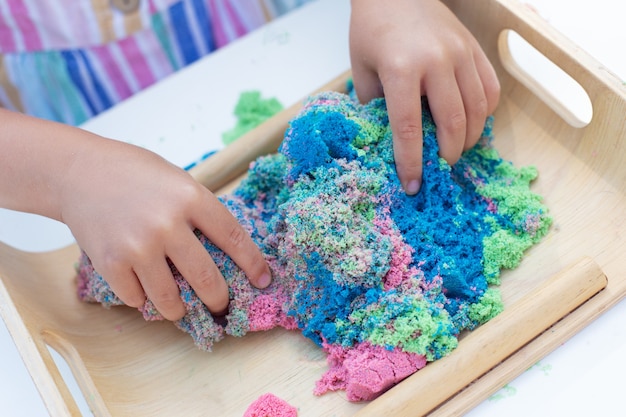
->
[349,0,501,194]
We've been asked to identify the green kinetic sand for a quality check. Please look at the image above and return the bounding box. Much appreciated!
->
[222,90,283,144]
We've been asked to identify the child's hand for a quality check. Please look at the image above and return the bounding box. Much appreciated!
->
[349,0,500,194]
[59,138,272,320]
[1,109,271,321]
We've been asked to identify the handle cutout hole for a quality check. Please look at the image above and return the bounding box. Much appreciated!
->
[498,29,593,128]
[46,344,93,415]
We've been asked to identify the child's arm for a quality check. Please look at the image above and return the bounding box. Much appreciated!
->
[349,0,501,194]
[0,108,271,320]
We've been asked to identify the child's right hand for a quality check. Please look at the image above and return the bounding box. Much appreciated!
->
[0,109,272,321]
[61,137,273,320]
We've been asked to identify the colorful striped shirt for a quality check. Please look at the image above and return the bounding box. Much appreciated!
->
[0,0,312,125]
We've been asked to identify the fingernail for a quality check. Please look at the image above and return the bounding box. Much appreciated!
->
[258,272,272,288]
[405,180,420,195]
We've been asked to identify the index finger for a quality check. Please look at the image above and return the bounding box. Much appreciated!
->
[383,78,424,195]
[194,192,272,289]
[167,232,230,315]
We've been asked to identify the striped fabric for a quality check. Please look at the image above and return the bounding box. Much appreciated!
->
[0,0,313,125]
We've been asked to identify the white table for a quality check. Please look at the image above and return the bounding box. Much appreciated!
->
[1,1,624,415]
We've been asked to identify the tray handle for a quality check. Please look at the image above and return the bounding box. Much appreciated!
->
[0,278,85,416]
[448,0,626,130]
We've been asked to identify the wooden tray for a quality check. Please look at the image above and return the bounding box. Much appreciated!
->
[1,0,625,415]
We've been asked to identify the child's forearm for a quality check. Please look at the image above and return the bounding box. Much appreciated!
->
[0,108,104,220]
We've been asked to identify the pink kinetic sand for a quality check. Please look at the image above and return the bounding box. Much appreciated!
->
[243,393,298,417]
